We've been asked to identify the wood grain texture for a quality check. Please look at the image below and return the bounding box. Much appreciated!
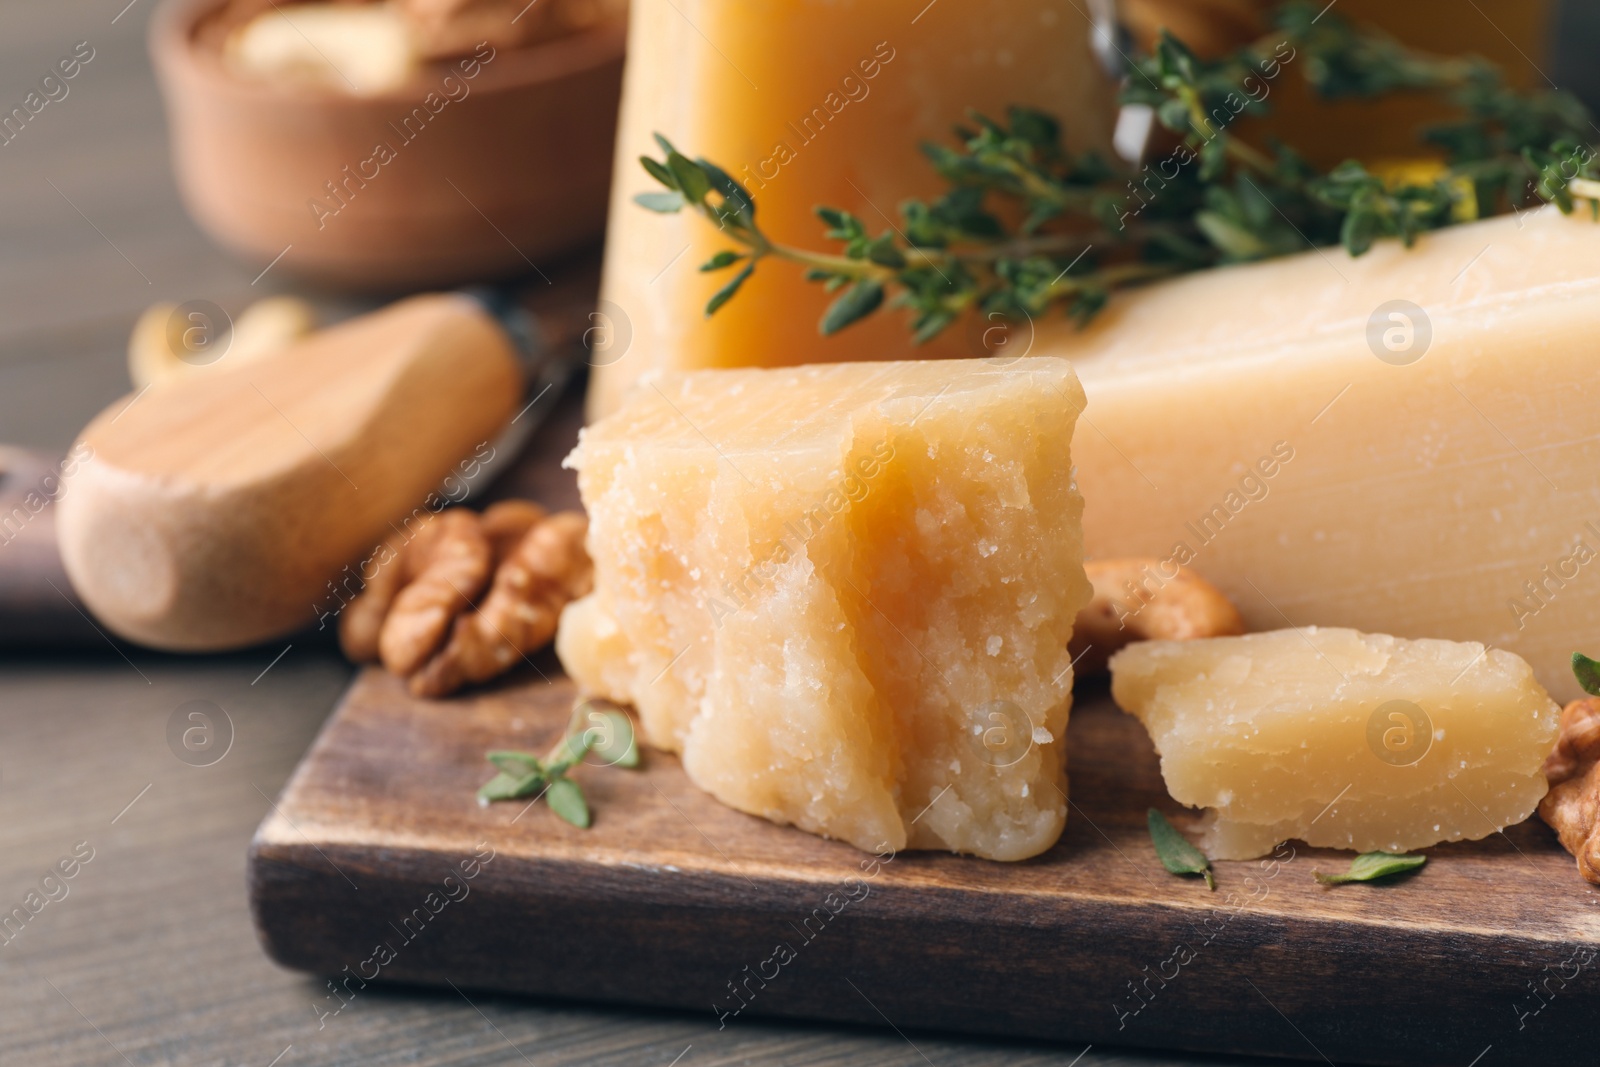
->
[250,664,1600,1067]
[55,294,524,651]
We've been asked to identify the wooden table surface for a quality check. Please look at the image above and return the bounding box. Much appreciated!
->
[0,4,1531,1067]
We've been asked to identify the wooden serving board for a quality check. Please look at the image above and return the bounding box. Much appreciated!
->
[249,665,1600,1067]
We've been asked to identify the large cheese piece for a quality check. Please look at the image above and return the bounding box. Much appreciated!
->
[557,358,1093,860]
[1059,207,1600,703]
[1110,628,1561,859]
[590,0,1115,418]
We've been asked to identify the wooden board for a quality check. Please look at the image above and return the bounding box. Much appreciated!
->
[249,665,1600,1067]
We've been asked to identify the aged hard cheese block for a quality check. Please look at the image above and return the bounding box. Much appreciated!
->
[557,358,1093,860]
[1061,207,1600,703]
[589,0,1114,418]
[1111,628,1561,860]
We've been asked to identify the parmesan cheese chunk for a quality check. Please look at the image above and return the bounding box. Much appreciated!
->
[557,358,1093,860]
[1065,208,1600,704]
[1110,627,1561,860]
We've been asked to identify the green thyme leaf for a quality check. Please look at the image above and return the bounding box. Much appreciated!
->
[706,263,755,317]
[815,205,850,232]
[865,236,907,268]
[640,155,675,189]
[910,309,957,344]
[543,732,595,777]
[487,750,543,779]
[545,777,591,828]
[666,152,712,206]
[572,700,640,769]
[820,279,884,335]
[1314,851,1427,885]
[697,159,756,222]
[1574,652,1600,696]
[700,250,746,272]
[634,191,686,213]
[1147,808,1215,890]
[477,770,543,804]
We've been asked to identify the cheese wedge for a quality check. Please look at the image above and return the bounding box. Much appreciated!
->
[590,0,1115,418]
[1063,207,1600,703]
[557,358,1093,859]
[1110,627,1561,860]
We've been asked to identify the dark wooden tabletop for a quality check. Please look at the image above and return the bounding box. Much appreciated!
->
[0,4,1448,1066]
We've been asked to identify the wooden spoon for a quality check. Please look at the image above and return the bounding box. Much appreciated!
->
[55,293,523,651]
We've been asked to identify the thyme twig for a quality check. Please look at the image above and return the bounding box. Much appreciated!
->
[635,0,1600,340]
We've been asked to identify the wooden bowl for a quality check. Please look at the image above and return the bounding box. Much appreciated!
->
[149,0,624,290]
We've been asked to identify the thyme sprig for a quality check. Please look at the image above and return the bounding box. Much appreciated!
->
[478,698,640,827]
[635,0,1600,340]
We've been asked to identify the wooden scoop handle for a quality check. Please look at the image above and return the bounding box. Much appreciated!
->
[55,293,523,651]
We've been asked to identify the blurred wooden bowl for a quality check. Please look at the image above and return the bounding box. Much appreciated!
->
[150,0,624,290]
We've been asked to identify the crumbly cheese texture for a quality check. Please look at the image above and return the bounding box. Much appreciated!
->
[557,358,1092,860]
[1110,627,1561,860]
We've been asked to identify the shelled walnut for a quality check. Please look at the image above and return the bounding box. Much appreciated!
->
[340,500,591,697]
[1538,698,1600,883]
[1069,558,1246,675]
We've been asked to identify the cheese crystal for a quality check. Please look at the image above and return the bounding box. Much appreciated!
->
[557,358,1093,860]
[1110,627,1561,860]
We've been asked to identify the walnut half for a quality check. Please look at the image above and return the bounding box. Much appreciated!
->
[339,500,592,698]
[1068,558,1246,676]
[1538,697,1600,883]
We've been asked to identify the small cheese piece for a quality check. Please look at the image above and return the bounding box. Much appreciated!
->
[589,0,1115,418]
[223,4,417,95]
[1110,627,1561,860]
[1063,207,1600,704]
[557,358,1093,860]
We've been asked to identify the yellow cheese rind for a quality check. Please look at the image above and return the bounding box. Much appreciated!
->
[591,0,1114,419]
[557,358,1093,860]
[1110,627,1561,860]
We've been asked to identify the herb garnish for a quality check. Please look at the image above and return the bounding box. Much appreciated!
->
[636,0,1600,340]
[1314,851,1426,885]
[1148,808,1216,890]
[1573,652,1600,696]
[478,698,640,827]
